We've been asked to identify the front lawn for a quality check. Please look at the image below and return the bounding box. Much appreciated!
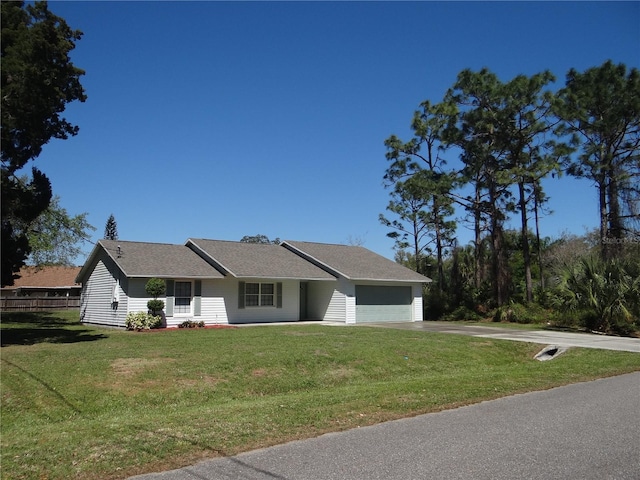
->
[2,311,639,480]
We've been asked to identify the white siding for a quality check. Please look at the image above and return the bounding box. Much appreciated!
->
[307,280,339,321]
[164,279,228,327]
[80,257,127,327]
[198,280,228,325]
[306,278,353,323]
[325,288,347,322]
[126,278,151,318]
[412,284,424,322]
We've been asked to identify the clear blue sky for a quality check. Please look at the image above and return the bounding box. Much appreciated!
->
[36,1,639,264]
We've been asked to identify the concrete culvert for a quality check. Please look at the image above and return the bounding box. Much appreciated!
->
[534,345,568,361]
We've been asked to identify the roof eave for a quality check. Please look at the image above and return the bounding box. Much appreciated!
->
[234,275,336,281]
[351,277,432,283]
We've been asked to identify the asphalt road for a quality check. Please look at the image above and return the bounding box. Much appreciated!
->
[130,372,640,480]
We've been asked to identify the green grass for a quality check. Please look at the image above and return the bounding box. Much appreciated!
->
[2,311,639,480]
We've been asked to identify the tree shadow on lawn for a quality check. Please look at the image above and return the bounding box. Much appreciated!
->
[1,311,108,347]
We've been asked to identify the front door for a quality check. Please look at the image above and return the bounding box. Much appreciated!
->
[299,282,308,320]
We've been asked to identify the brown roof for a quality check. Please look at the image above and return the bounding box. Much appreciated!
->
[187,239,336,280]
[283,241,431,283]
[9,266,82,288]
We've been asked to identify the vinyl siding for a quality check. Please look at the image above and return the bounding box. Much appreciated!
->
[126,278,152,316]
[307,281,336,321]
[326,289,346,322]
[312,278,353,323]
[412,284,424,322]
[199,280,228,325]
[164,279,228,327]
[80,257,127,327]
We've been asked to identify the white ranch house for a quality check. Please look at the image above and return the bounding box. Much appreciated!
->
[76,239,431,327]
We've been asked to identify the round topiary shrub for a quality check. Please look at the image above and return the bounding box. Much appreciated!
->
[147,299,165,313]
[145,277,166,298]
[145,278,166,315]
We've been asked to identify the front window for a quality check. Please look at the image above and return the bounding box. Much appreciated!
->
[246,282,274,307]
[174,281,192,314]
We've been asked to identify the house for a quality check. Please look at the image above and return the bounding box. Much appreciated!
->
[75,238,431,328]
[1,266,82,298]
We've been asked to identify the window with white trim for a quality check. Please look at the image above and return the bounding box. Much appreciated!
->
[174,281,192,314]
[245,282,274,307]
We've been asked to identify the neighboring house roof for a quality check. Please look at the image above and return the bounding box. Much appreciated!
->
[283,240,432,283]
[186,239,336,280]
[6,266,81,289]
[77,240,225,282]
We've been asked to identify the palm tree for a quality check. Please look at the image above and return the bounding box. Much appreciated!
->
[554,255,639,334]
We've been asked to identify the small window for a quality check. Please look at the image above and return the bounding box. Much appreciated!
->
[174,281,192,314]
[246,282,274,307]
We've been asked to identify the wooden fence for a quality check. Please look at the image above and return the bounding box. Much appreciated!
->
[0,296,81,312]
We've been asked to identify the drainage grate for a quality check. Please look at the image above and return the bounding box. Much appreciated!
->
[534,345,568,361]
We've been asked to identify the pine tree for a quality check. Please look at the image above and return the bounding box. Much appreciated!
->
[104,214,118,240]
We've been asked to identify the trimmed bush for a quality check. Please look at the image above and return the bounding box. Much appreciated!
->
[145,278,166,298]
[125,312,162,331]
[147,299,165,313]
[178,319,205,329]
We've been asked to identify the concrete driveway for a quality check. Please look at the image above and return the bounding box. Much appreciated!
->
[358,321,640,353]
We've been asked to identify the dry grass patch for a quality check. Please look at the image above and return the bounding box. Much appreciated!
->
[110,357,170,376]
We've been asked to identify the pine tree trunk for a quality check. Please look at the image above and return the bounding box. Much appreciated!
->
[533,183,545,291]
[518,181,533,303]
[488,178,508,306]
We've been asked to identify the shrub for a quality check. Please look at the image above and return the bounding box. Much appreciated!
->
[423,288,451,320]
[145,278,166,315]
[145,278,166,298]
[551,255,639,335]
[178,319,205,329]
[443,306,482,321]
[492,303,550,324]
[125,312,162,331]
[147,299,165,313]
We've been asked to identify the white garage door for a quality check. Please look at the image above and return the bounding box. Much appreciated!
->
[355,285,412,323]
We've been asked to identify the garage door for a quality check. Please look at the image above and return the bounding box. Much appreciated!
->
[355,285,412,323]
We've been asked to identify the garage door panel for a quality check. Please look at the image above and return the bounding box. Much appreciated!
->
[355,286,412,323]
[355,286,411,305]
[356,304,411,322]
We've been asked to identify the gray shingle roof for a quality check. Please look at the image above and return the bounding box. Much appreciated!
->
[283,241,432,283]
[186,239,336,280]
[96,240,225,278]
[78,238,430,284]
